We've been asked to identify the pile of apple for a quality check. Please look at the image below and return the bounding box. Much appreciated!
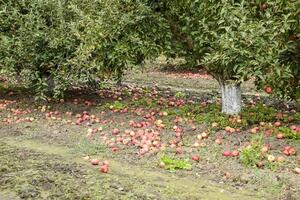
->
[98,127,167,155]
[0,100,16,110]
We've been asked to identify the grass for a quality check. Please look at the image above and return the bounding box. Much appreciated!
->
[105,100,127,110]
[71,138,106,156]
[275,127,300,140]
[160,155,192,171]
[240,134,264,168]
[174,91,187,99]
[130,96,158,109]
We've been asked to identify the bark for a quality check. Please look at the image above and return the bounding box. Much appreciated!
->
[44,75,55,92]
[220,82,242,115]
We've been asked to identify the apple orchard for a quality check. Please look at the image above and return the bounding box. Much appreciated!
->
[0,1,299,199]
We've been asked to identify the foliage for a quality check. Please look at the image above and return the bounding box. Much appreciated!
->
[174,92,186,99]
[131,96,157,108]
[151,0,299,100]
[242,103,277,125]
[240,134,264,167]
[1,0,299,103]
[160,155,192,171]
[0,0,167,99]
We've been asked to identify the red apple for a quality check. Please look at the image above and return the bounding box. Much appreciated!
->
[276,133,284,139]
[274,121,281,127]
[103,160,109,165]
[223,151,231,157]
[283,149,290,156]
[90,159,100,165]
[289,148,296,156]
[264,86,272,94]
[112,128,120,135]
[100,164,109,173]
[225,126,231,132]
[192,155,200,162]
[231,150,239,157]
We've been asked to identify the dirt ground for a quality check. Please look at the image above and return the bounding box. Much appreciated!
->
[0,71,299,200]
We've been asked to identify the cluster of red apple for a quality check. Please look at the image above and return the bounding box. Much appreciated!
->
[0,100,16,110]
[282,146,296,156]
[223,150,239,157]
[1,101,35,124]
[98,127,166,156]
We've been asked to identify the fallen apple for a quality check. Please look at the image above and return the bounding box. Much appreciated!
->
[274,121,281,127]
[112,128,120,135]
[276,133,284,139]
[214,138,222,145]
[103,160,109,165]
[267,155,275,162]
[100,164,109,173]
[83,156,90,161]
[231,150,239,157]
[192,155,200,162]
[264,85,272,94]
[294,167,300,174]
[90,159,100,165]
[223,151,231,157]
[276,156,285,163]
[261,146,269,154]
[176,147,183,154]
[288,148,296,156]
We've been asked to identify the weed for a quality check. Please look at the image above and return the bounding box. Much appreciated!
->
[242,104,276,125]
[105,100,127,110]
[160,155,192,171]
[131,96,157,108]
[240,134,264,167]
[175,92,186,99]
[276,127,299,140]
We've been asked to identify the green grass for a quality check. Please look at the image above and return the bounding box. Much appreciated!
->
[275,127,300,140]
[160,155,192,171]
[240,134,264,168]
[104,100,127,110]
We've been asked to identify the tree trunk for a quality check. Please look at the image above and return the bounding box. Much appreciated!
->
[44,75,55,93]
[220,82,241,115]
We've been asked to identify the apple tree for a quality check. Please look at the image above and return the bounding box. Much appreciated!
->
[150,0,299,114]
[0,0,168,100]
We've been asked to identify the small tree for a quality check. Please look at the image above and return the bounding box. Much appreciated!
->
[0,0,167,99]
[151,0,299,114]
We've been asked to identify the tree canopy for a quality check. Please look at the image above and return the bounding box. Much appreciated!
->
[0,0,299,107]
